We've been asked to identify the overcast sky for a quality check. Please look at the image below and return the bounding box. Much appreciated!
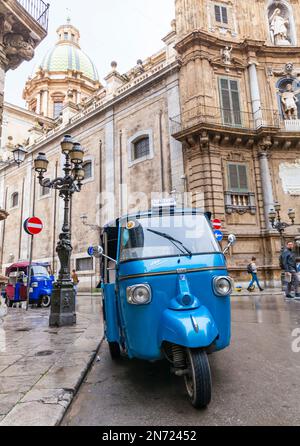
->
[5,0,174,107]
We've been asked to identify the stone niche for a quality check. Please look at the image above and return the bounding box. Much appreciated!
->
[279,160,300,196]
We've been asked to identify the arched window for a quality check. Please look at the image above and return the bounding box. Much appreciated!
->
[83,161,92,180]
[133,137,150,161]
[11,192,19,208]
[128,130,154,166]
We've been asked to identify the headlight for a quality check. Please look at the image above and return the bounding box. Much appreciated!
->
[213,276,233,297]
[29,288,33,293]
[126,284,152,305]
[32,282,38,288]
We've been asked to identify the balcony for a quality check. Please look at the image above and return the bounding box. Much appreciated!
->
[16,0,49,31]
[170,103,281,139]
[225,192,256,215]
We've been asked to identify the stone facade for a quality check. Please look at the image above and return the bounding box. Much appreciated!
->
[1,1,300,288]
[172,0,300,286]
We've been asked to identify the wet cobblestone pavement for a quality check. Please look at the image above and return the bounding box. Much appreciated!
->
[0,294,103,426]
[62,293,300,426]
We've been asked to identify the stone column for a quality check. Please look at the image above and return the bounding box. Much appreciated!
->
[167,74,185,199]
[248,63,263,127]
[104,110,115,221]
[258,150,274,230]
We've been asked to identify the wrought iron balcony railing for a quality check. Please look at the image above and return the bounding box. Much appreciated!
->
[225,191,256,215]
[17,0,49,31]
[170,104,281,136]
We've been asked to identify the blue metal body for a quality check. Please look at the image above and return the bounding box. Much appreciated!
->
[5,264,53,304]
[102,211,232,362]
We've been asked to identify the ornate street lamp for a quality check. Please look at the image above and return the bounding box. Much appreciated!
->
[12,145,28,166]
[34,135,85,327]
[269,202,296,249]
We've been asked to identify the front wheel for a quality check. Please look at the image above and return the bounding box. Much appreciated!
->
[184,349,212,409]
[108,342,121,360]
[41,295,51,308]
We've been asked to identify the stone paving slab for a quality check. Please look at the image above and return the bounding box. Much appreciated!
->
[0,295,103,426]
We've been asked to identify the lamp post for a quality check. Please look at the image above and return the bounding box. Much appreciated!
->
[34,135,85,327]
[269,202,296,290]
[268,202,296,249]
[0,145,27,167]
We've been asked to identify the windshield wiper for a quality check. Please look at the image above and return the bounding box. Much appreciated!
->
[147,229,193,258]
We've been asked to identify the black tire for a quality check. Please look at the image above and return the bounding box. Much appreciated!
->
[184,349,212,409]
[108,342,121,360]
[41,295,51,308]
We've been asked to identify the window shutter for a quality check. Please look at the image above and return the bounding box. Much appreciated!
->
[220,78,232,124]
[221,7,228,24]
[214,5,221,22]
[238,165,248,191]
[228,164,239,190]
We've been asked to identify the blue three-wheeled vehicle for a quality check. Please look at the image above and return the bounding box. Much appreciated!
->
[90,207,236,408]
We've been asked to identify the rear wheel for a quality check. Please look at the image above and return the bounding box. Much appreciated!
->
[108,342,121,360]
[184,349,212,409]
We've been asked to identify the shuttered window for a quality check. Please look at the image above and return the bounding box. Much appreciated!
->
[76,257,93,272]
[214,5,228,24]
[219,78,242,126]
[228,163,249,192]
[83,161,92,180]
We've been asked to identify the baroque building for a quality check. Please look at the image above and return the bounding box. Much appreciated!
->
[0,0,300,289]
[0,0,49,222]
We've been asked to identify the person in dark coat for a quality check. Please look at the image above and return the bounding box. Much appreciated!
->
[281,241,300,299]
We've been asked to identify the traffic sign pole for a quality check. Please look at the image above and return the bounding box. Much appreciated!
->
[26,235,34,311]
[23,217,43,310]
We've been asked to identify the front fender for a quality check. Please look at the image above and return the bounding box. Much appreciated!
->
[158,306,219,349]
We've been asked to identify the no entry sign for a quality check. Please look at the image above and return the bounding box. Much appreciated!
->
[212,219,222,230]
[24,217,43,236]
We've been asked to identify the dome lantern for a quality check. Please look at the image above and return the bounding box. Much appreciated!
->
[23,19,100,119]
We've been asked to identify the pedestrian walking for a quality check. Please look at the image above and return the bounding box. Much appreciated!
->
[72,269,80,296]
[280,241,300,299]
[247,257,264,292]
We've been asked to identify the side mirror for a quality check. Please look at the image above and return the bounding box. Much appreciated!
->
[223,234,237,255]
[87,246,117,264]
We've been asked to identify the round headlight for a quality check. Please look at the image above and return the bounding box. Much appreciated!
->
[213,276,233,297]
[127,285,152,305]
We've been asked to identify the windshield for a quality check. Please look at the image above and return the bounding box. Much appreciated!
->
[31,266,50,277]
[119,214,221,262]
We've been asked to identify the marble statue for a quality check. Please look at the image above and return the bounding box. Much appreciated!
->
[221,46,233,64]
[270,8,290,45]
[280,84,300,120]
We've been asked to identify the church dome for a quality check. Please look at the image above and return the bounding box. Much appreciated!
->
[34,20,99,82]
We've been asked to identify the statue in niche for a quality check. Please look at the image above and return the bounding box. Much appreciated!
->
[269,8,290,45]
[280,83,300,120]
[221,46,233,64]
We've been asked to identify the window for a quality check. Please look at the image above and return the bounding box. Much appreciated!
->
[53,102,63,118]
[214,4,228,24]
[76,257,93,272]
[83,161,92,180]
[133,137,150,161]
[11,192,19,208]
[219,78,242,126]
[41,185,50,197]
[228,163,249,192]
[64,32,69,40]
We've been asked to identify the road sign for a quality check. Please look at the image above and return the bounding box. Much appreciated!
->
[214,230,224,242]
[212,219,222,230]
[24,217,43,236]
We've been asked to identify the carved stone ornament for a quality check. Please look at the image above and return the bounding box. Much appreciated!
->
[3,33,34,69]
[279,160,300,196]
